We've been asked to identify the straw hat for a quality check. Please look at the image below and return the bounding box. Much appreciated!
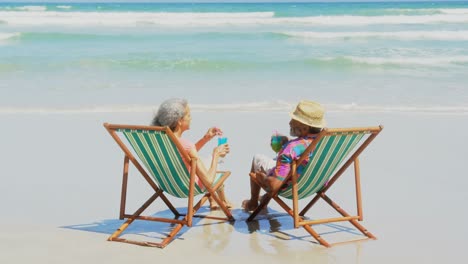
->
[289,100,326,128]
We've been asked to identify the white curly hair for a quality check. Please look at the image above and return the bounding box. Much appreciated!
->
[151,98,188,131]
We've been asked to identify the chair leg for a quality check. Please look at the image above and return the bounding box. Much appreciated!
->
[321,193,376,240]
[111,223,185,249]
[299,192,321,216]
[354,158,363,221]
[193,193,210,212]
[247,195,272,221]
[208,190,234,221]
[109,192,160,242]
[303,225,331,248]
[159,223,184,248]
[120,155,130,220]
[158,192,181,217]
[109,191,190,248]
[273,196,332,247]
[204,173,235,221]
[180,172,235,222]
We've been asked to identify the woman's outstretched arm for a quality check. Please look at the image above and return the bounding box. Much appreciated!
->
[195,127,222,151]
[188,144,229,184]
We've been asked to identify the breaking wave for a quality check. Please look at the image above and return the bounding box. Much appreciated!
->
[1,102,468,115]
[282,30,468,41]
[1,11,468,27]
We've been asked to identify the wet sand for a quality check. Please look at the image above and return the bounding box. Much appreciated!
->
[1,111,467,263]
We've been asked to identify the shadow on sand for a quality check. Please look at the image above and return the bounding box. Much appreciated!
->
[62,206,363,246]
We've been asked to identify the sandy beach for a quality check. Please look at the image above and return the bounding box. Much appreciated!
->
[1,110,467,263]
[2,1,468,262]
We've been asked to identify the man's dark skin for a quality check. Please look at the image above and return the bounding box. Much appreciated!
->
[242,118,315,211]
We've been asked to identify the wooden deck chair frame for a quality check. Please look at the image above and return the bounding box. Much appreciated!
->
[247,126,383,247]
[104,123,234,248]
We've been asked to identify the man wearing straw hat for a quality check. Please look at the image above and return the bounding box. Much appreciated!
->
[242,100,326,211]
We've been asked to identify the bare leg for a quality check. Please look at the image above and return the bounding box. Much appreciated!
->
[242,160,262,211]
[208,195,218,210]
[217,185,233,209]
[208,185,232,210]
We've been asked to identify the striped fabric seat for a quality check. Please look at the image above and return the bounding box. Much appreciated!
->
[279,131,365,199]
[246,126,383,247]
[104,123,234,248]
[118,128,204,198]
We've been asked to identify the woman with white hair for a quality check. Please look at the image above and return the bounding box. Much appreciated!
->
[152,98,232,209]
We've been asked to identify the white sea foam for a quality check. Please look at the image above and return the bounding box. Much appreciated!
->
[56,6,72,10]
[326,103,468,115]
[0,32,20,43]
[280,14,468,26]
[0,11,275,27]
[439,8,468,14]
[15,6,47,12]
[1,11,468,27]
[1,102,467,115]
[283,31,468,41]
[383,8,468,14]
[340,56,468,66]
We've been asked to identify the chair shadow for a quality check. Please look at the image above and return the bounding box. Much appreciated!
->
[231,207,364,243]
[61,206,218,242]
[62,207,365,247]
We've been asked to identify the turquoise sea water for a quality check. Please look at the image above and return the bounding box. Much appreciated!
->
[1,2,468,113]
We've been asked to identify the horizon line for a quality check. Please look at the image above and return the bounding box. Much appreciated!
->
[2,0,467,4]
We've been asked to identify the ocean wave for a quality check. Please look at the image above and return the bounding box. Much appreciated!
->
[439,8,468,14]
[71,57,466,70]
[15,32,110,42]
[289,56,468,69]
[8,30,468,44]
[0,32,21,43]
[74,57,252,71]
[15,5,47,12]
[340,56,468,67]
[10,31,289,43]
[1,102,467,115]
[3,55,465,71]
[56,5,72,10]
[281,14,468,26]
[14,30,468,43]
[282,30,468,41]
[381,8,468,15]
[0,11,275,27]
[1,11,468,26]
[326,104,468,115]
[381,8,439,15]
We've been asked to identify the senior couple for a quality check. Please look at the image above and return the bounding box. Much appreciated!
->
[151,98,326,210]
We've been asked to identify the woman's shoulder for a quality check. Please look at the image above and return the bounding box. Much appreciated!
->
[178,137,196,150]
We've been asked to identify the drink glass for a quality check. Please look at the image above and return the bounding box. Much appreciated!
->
[271,135,283,153]
[218,137,227,146]
[217,137,227,164]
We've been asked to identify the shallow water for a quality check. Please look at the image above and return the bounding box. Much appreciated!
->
[1,2,468,112]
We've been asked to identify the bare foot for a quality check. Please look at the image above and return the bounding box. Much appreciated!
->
[208,197,219,210]
[209,197,233,210]
[223,199,233,209]
[210,204,220,210]
[241,199,259,212]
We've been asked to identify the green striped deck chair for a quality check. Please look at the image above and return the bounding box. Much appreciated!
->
[247,126,383,247]
[104,123,234,248]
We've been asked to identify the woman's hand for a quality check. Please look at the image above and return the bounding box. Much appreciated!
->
[204,127,223,141]
[213,144,230,158]
[196,127,223,151]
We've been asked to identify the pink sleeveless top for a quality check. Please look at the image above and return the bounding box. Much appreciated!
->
[177,137,203,189]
